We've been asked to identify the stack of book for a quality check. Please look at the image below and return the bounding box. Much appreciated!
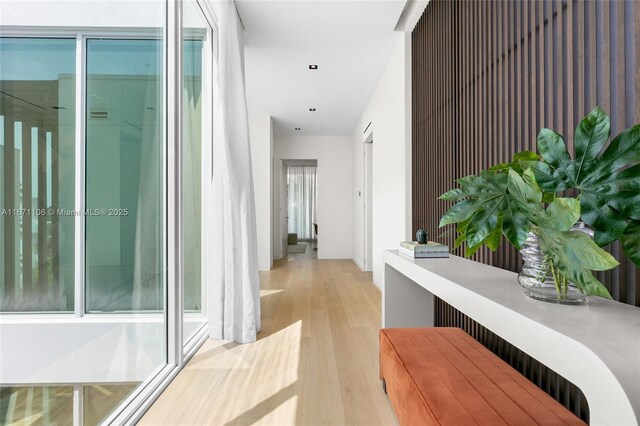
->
[399,241,449,258]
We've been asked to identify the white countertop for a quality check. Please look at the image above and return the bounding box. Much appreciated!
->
[384,250,640,425]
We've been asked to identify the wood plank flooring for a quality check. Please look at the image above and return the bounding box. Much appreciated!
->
[140,248,397,426]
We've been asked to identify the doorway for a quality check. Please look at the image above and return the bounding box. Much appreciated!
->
[283,159,318,256]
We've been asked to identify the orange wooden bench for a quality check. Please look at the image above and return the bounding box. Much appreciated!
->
[380,328,585,425]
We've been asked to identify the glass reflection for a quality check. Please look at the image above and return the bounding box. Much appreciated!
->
[0,38,76,312]
[0,386,73,425]
[85,39,164,313]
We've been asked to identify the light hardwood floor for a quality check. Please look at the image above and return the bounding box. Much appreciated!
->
[140,245,397,426]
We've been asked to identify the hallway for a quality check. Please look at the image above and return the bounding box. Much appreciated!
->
[140,249,397,425]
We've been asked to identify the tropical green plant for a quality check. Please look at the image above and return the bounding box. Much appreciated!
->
[439,107,640,299]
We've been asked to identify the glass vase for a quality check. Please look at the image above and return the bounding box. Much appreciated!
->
[517,222,593,305]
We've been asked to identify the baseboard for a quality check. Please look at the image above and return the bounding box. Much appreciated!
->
[372,277,382,290]
[352,258,365,271]
[317,255,353,260]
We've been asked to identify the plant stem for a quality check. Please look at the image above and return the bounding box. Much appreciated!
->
[547,259,569,299]
[549,258,562,296]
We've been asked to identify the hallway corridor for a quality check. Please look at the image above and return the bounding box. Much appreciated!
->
[141,250,396,425]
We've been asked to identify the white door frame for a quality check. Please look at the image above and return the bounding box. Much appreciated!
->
[363,130,373,272]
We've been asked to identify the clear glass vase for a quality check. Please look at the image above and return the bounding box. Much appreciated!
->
[518,222,593,305]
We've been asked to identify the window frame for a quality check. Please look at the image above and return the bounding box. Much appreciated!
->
[0,0,217,423]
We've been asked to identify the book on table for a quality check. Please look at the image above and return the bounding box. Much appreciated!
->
[400,241,449,253]
[399,241,449,258]
[399,247,449,258]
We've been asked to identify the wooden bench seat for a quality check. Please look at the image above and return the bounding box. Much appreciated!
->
[379,328,585,425]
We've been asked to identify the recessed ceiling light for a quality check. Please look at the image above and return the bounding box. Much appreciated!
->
[309,108,316,112]
[309,65,318,70]
[295,127,301,130]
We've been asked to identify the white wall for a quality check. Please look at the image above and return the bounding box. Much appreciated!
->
[249,115,274,271]
[352,33,412,287]
[273,160,288,259]
[352,125,365,271]
[275,136,352,260]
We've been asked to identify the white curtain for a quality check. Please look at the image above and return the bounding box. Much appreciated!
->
[287,166,317,241]
[205,0,261,344]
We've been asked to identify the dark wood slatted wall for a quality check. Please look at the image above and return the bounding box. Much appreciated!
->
[412,0,640,307]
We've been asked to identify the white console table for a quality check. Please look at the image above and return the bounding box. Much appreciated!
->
[383,250,640,426]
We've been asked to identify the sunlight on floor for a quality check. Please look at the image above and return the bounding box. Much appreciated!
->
[222,321,301,425]
[140,320,302,425]
[259,289,285,297]
[141,257,396,425]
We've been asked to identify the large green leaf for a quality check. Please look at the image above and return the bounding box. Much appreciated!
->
[522,160,569,192]
[439,199,479,227]
[537,228,617,299]
[621,220,640,267]
[466,204,501,248]
[530,108,640,260]
[574,106,610,181]
[502,197,530,249]
[553,231,619,271]
[612,190,640,221]
[488,151,541,174]
[485,214,504,251]
[439,188,471,202]
[593,122,640,172]
[452,217,472,249]
[537,128,577,187]
[507,169,542,217]
[465,240,485,257]
[439,170,512,254]
[440,167,544,254]
[579,197,628,246]
[537,198,580,231]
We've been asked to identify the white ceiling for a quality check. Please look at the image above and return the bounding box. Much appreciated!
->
[237,0,408,136]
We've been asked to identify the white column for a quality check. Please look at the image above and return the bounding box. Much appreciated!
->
[249,114,273,271]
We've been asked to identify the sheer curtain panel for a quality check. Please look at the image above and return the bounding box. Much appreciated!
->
[287,166,317,241]
[205,0,261,344]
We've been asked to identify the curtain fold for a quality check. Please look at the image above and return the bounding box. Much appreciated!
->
[287,166,317,241]
[205,0,261,344]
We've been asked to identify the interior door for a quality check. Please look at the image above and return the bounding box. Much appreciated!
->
[364,137,373,271]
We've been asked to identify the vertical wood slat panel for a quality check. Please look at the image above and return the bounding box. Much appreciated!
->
[412,0,640,309]
[412,2,640,416]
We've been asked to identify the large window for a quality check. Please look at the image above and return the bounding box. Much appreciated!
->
[1,33,167,424]
[0,0,213,423]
